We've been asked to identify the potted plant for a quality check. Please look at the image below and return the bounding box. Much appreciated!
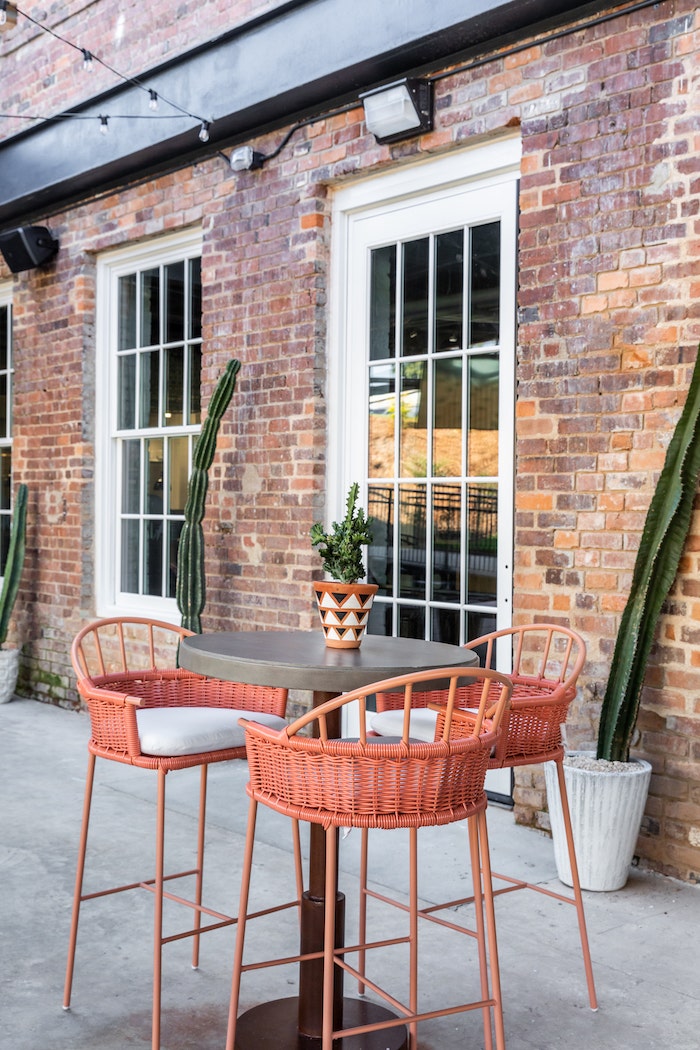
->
[310,482,377,648]
[0,483,28,703]
[545,348,700,890]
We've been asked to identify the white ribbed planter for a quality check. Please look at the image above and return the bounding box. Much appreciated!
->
[0,646,20,703]
[545,751,652,892]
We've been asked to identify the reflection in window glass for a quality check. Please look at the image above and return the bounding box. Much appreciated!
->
[165,346,184,427]
[167,521,184,598]
[165,261,185,344]
[144,520,163,596]
[120,519,140,592]
[168,437,189,514]
[433,358,462,476]
[368,365,395,478]
[140,350,159,429]
[367,484,394,595]
[467,354,499,477]
[432,484,461,603]
[435,230,463,351]
[399,604,425,639]
[432,607,459,646]
[118,354,136,430]
[189,258,202,341]
[467,483,497,606]
[399,484,426,600]
[118,274,137,351]
[370,246,395,361]
[121,441,140,513]
[469,222,500,347]
[399,362,426,477]
[141,268,160,347]
[145,439,164,514]
[189,345,202,425]
[402,238,429,356]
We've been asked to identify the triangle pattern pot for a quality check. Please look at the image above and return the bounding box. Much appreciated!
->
[313,581,378,649]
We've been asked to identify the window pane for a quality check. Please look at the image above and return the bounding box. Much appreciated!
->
[0,448,11,510]
[367,600,392,637]
[399,484,425,599]
[370,245,395,361]
[167,520,183,598]
[145,438,164,514]
[466,611,497,654]
[368,484,393,595]
[435,230,463,351]
[144,521,163,596]
[118,354,136,430]
[399,361,427,477]
[118,274,137,351]
[433,358,462,476]
[189,258,202,341]
[120,519,140,592]
[140,268,160,347]
[121,440,140,513]
[165,261,185,343]
[140,349,160,429]
[402,238,429,356]
[399,604,424,639]
[368,365,395,478]
[164,346,184,427]
[0,515,9,574]
[468,354,499,476]
[432,484,461,602]
[0,376,6,437]
[432,607,459,645]
[168,436,189,514]
[469,222,500,347]
[189,344,202,425]
[467,483,497,606]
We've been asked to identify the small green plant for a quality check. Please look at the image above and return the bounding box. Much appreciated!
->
[0,483,28,646]
[597,347,700,762]
[310,482,373,583]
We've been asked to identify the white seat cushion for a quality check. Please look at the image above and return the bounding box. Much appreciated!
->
[136,707,287,757]
[370,709,439,743]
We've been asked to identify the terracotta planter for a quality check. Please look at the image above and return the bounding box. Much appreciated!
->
[313,580,378,649]
[0,646,20,703]
[545,751,652,892]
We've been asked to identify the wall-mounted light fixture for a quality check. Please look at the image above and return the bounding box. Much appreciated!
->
[0,226,59,273]
[360,77,433,144]
[229,146,266,172]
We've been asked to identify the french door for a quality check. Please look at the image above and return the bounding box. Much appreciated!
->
[331,142,520,798]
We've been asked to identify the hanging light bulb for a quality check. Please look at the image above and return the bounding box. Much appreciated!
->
[198,122,210,143]
[0,2,18,29]
[82,49,94,72]
[99,115,109,135]
[148,90,159,111]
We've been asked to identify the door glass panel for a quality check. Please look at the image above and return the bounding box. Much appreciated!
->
[140,268,160,347]
[435,230,463,351]
[399,362,426,477]
[432,607,459,646]
[469,222,500,347]
[367,484,393,595]
[468,354,499,476]
[368,365,395,478]
[433,358,462,476]
[432,484,461,603]
[399,604,424,639]
[467,483,497,606]
[402,238,429,356]
[399,484,425,600]
[370,246,396,361]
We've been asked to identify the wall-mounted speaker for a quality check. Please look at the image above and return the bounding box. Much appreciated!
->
[0,225,59,273]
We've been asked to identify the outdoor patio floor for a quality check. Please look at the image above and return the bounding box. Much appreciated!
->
[2,696,699,1050]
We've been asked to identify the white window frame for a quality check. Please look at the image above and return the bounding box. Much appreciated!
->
[0,283,12,578]
[328,136,521,648]
[95,228,203,621]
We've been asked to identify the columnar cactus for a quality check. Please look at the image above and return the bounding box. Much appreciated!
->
[0,483,28,647]
[176,359,241,633]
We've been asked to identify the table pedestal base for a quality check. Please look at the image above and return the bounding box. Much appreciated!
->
[233,996,408,1049]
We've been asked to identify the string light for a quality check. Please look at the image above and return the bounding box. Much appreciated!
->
[0,2,18,28]
[99,115,109,135]
[7,5,213,142]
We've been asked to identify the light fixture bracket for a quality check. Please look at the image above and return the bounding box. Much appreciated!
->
[360,77,433,144]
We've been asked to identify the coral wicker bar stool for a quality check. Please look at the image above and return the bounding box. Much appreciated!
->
[369,623,597,1011]
[63,617,289,1050]
[226,665,512,1050]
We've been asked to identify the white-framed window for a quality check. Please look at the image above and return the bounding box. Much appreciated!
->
[95,229,203,620]
[0,285,12,574]
[329,137,520,648]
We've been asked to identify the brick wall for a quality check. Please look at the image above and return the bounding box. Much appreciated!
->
[2,0,700,881]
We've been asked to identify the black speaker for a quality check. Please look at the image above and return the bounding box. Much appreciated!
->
[0,226,59,273]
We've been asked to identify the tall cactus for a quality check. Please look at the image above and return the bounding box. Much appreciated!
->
[597,348,700,762]
[0,483,28,646]
[176,359,241,633]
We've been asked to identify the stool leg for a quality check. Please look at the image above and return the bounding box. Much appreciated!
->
[555,759,598,1010]
[322,827,338,1050]
[152,769,167,1050]
[191,764,208,969]
[226,797,258,1050]
[292,818,304,923]
[468,812,493,1050]
[357,827,368,993]
[63,752,96,1010]
[476,808,506,1050]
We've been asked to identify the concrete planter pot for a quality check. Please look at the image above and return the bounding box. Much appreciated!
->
[313,581,378,649]
[0,646,20,703]
[545,751,652,892]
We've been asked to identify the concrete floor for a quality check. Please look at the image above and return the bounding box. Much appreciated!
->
[2,696,699,1050]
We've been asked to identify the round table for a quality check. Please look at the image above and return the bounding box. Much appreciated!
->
[179,629,478,1049]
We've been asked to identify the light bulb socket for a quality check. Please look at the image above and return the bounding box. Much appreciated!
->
[229,146,266,172]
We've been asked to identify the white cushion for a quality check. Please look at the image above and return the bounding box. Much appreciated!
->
[370,709,439,743]
[136,707,287,757]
